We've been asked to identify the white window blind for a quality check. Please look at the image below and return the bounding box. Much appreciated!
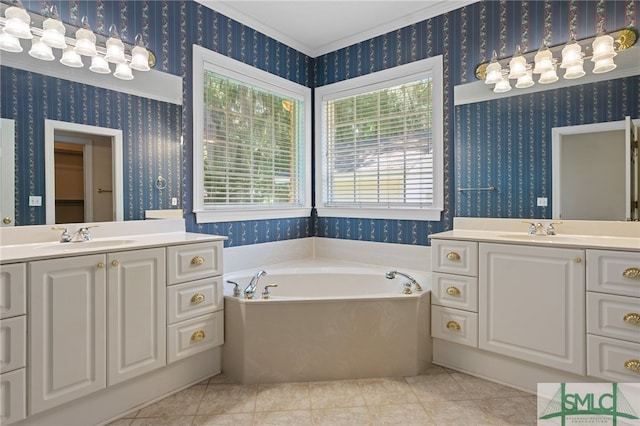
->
[323,79,434,207]
[202,71,305,208]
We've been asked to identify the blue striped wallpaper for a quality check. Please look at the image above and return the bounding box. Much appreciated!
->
[3,1,638,246]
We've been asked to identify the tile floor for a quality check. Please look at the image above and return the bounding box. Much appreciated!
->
[108,365,538,425]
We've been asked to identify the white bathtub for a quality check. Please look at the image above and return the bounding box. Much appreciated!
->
[222,260,432,384]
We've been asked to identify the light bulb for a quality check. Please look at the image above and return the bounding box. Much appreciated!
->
[592,57,617,74]
[104,24,126,64]
[563,61,585,79]
[592,33,616,61]
[89,55,111,74]
[114,62,134,80]
[130,34,150,71]
[560,36,583,68]
[74,17,97,57]
[538,66,559,84]
[515,70,535,88]
[41,5,67,49]
[3,5,32,39]
[508,45,527,79]
[493,77,512,93]
[60,47,83,68]
[0,29,23,53]
[484,50,503,85]
[28,36,55,61]
[533,44,554,74]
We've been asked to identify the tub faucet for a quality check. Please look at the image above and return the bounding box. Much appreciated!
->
[244,270,267,299]
[385,270,423,292]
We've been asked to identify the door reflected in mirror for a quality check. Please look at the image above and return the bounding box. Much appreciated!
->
[45,120,123,224]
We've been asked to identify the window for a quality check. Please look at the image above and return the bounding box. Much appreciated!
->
[315,56,443,221]
[193,45,312,223]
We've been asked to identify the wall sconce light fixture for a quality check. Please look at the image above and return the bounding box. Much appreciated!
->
[475,26,637,93]
[0,0,155,81]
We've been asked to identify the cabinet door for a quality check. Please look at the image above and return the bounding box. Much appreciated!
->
[479,243,585,375]
[107,247,166,386]
[29,254,107,415]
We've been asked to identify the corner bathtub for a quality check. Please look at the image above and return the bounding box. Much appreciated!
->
[222,261,432,384]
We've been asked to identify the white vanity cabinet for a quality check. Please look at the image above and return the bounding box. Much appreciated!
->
[29,247,166,414]
[166,242,224,363]
[29,254,107,415]
[479,243,585,375]
[107,248,166,385]
[0,263,27,425]
[586,249,640,381]
[430,240,479,347]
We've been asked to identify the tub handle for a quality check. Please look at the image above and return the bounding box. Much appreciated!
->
[262,283,278,299]
[226,280,241,297]
[446,321,461,332]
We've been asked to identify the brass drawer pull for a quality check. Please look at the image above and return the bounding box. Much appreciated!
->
[191,330,206,342]
[97,262,105,269]
[191,293,205,304]
[446,321,461,331]
[623,313,640,325]
[622,267,640,279]
[111,260,119,267]
[446,286,461,296]
[624,359,640,373]
[446,252,461,261]
[191,256,205,266]
[3,217,11,224]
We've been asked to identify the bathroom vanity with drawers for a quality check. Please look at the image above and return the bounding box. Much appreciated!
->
[0,220,225,425]
[430,218,640,392]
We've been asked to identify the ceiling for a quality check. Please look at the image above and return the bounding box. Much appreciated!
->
[196,0,476,57]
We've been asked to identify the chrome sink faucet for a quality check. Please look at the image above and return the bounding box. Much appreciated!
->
[244,270,267,299]
[523,221,562,235]
[52,225,98,242]
[385,270,423,293]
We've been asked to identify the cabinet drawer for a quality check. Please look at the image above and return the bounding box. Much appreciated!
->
[167,311,223,363]
[167,242,223,285]
[587,292,640,343]
[587,334,640,382]
[431,240,478,276]
[0,263,26,319]
[167,277,223,325]
[432,272,478,312]
[0,316,25,374]
[587,250,640,297]
[431,305,478,347]
[0,368,26,425]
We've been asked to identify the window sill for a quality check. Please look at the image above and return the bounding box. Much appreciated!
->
[315,207,442,221]
[194,207,312,223]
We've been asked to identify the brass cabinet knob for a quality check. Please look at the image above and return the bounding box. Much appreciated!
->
[623,313,640,325]
[446,286,461,296]
[191,330,206,342]
[574,257,582,264]
[624,359,640,373]
[446,252,461,261]
[97,262,105,269]
[111,260,119,267]
[191,293,205,304]
[191,256,205,266]
[623,267,640,279]
[2,217,11,224]
[446,321,461,331]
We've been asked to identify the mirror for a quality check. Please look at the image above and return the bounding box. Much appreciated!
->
[45,120,123,224]
[1,118,15,227]
[1,60,183,226]
[552,118,639,221]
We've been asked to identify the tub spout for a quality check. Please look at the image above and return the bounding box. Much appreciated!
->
[385,270,423,292]
[244,269,267,299]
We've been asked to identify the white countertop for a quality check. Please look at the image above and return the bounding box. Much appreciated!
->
[430,218,640,251]
[0,219,226,263]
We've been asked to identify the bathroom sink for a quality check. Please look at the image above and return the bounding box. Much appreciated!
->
[39,239,137,251]
[497,234,583,243]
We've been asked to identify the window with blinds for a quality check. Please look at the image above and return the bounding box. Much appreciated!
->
[202,72,304,207]
[192,46,311,223]
[316,56,443,221]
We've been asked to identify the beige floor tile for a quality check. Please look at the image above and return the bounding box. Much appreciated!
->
[309,380,366,409]
[419,364,449,376]
[254,409,313,425]
[129,416,195,426]
[421,400,490,425]
[192,413,254,425]
[449,373,527,400]
[197,384,257,415]
[405,373,470,403]
[477,397,537,425]
[255,382,311,412]
[357,377,419,406]
[105,419,133,426]
[368,403,433,425]
[209,373,239,385]
[311,406,372,425]
[136,385,206,417]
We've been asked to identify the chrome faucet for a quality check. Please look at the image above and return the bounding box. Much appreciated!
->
[523,221,562,235]
[71,227,93,242]
[385,270,422,293]
[244,270,267,299]
[261,284,278,299]
[52,227,72,242]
